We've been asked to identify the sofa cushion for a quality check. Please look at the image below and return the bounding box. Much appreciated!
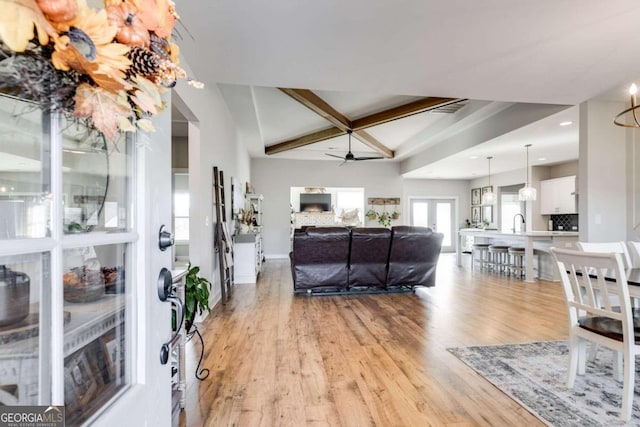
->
[292,227,350,290]
[348,228,391,288]
[386,226,443,287]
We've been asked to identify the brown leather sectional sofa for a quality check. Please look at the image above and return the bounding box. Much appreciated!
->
[290,226,444,294]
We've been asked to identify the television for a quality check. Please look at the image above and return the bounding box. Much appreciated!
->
[300,193,331,212]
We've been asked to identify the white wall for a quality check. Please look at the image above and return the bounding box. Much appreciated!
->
[470,168,526,229]
[579,100,627,242]
[173,80,250,306]
[251,159,403,257]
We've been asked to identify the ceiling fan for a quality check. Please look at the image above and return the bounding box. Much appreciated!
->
[325,130,384,164]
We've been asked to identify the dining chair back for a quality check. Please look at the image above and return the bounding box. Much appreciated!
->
[576,241,632,269]
[627,241,640,268]
[550,247,639,421]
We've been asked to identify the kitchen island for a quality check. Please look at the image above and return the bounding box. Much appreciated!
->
[457,230,579,282]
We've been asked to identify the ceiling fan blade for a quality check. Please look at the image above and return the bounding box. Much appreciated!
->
[354,156,384,161]
[325,153,345,159]
[338,159,348,166]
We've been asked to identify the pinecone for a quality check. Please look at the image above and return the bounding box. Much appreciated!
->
[127,47,161,77]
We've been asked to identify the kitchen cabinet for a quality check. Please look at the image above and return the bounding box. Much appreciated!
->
[540,176,577,214]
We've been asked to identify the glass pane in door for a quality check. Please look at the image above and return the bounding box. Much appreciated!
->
[0,252,50,405]
[62,121,130,234]
[63,243,129,425]
[0,96,50,239]
[412,202,429,227]
[436,202,452,247]
[410,198,456,252]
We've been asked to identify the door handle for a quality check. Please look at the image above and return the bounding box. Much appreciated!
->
[157,268,185,364]
[160,296,184,365]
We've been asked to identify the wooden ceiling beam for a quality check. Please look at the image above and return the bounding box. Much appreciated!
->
[351,97,459,130]
[265,127,346,155]
[353,130,394,158]
[278,88,352,130]
[276,87,395,158]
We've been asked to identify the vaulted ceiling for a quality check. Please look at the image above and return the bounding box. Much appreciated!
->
[175,1,640,178]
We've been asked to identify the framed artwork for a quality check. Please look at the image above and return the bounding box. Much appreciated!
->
[101,330,120,379]
[471,188,481,205]
[471,206,481,224]
[482,186,493,198]
[64,350,98,410]
[482,205,493,223]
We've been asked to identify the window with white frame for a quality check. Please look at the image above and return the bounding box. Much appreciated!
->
[335,188,364,224]
[173,173,189,242]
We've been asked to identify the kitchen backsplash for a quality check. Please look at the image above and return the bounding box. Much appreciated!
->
[551,214,578,231]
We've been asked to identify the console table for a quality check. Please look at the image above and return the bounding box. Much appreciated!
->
[234,233,263,284]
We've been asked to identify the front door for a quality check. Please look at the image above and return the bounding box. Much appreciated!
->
[410,198,456,252]
[0,94,174,425]
[96,106,174,424]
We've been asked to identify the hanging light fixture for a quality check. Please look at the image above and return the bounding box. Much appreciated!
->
[518,144,537,201]
[614,83,640,127]
[482,156,495,204]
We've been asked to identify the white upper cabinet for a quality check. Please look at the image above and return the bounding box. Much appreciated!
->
[540,175,577,214]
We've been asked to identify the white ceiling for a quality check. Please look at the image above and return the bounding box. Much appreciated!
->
[174,1,640,178]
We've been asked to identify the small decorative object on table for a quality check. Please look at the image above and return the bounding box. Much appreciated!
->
[238,207,255,234]
[63,265,105,303]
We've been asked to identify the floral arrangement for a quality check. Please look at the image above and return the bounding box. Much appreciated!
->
[238,207,255,226]
[0,0,202,143]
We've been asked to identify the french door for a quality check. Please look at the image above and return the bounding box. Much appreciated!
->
[410,198,456,252]
[0,94,172,425]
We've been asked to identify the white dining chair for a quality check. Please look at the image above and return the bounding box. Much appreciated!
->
[551,247,640,421]
[577,241,632,269]
[627,241,640,268]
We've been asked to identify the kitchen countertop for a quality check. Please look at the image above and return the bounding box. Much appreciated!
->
[459,229,579,237]
[457,229,579,282]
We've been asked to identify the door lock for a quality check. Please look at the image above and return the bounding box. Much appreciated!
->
[158,225,174,251]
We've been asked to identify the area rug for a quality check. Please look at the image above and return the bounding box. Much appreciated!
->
[448,341,640,427]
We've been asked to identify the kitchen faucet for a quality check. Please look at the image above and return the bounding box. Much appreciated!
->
[513,213,525,233]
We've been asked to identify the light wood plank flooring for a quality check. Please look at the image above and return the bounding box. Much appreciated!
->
[180,254,568,426]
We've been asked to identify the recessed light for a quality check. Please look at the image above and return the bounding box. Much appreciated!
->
[538,157,547,161]
[327,147,337,150]
[560,121,573,126]
[469,156,478,159]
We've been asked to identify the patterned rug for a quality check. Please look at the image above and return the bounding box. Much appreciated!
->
[449,341,640,427]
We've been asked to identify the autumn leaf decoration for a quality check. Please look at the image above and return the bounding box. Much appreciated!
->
[0,0,202,144]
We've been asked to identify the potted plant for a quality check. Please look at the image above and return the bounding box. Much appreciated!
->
[366,209,377,220]
[184,263,212,333]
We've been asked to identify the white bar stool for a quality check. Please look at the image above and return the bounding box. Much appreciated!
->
[508,247,525,278]
[472,243,490,270]
[488,245,510,274]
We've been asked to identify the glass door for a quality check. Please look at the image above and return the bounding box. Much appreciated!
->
[0,93,173,425]
[410,198,456,252]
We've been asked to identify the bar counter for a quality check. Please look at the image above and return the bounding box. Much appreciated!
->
[457,229,579,282]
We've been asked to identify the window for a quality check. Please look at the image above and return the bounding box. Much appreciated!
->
[335,189,364,224]
[173,173,189,241]
[500,185,526,233]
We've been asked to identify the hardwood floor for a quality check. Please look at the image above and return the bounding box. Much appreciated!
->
[179,254,569,426]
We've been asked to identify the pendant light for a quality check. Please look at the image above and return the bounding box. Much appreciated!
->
[518,144,537,201]
[614,83,640,127]
[482,156,495,204]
